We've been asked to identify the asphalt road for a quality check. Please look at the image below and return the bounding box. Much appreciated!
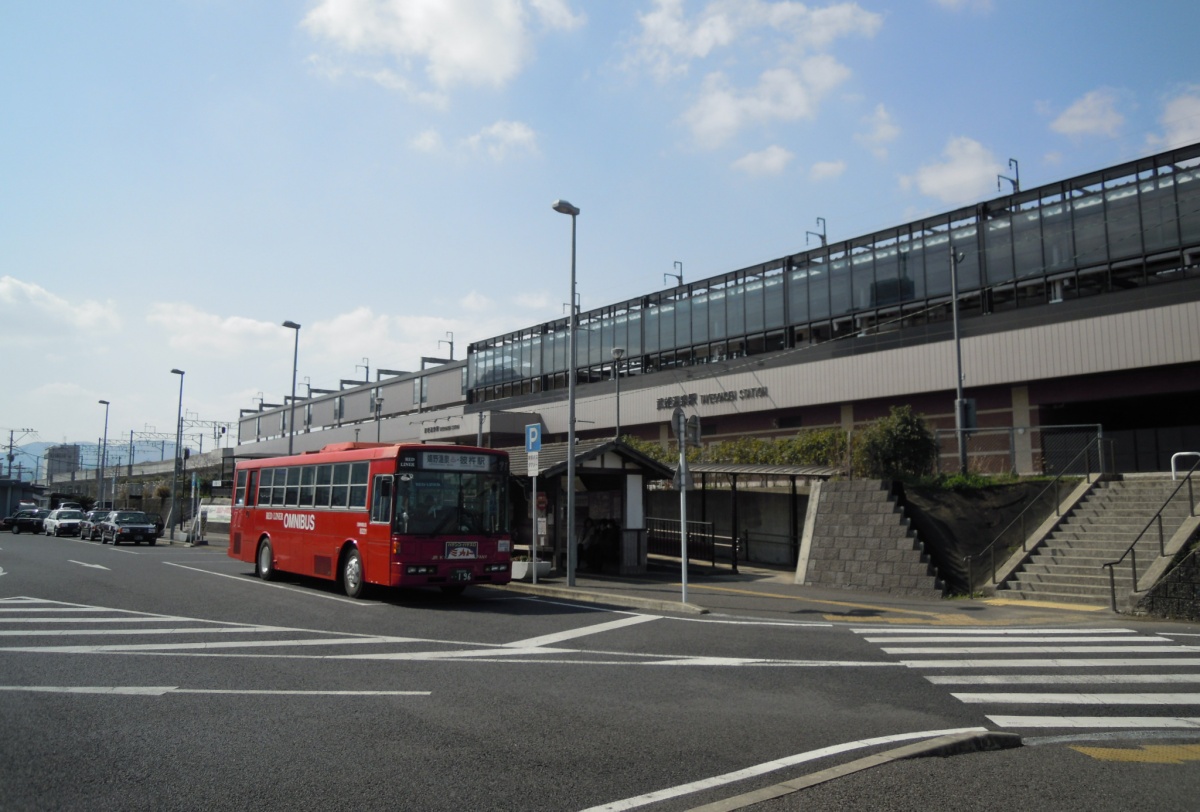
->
[2,532,1199,811]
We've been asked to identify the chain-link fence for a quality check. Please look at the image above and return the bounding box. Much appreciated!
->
[935,424,1104,476]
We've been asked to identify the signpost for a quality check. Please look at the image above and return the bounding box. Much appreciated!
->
[671,407,700,603]
[525,424,542,584]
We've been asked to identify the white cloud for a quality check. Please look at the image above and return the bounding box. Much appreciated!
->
[631,0,881,81]
[462,291,494,312]
[731,145,794,176]
[683,58,850,149]
[303,0,583,94]
[461,120,539,160]
[0,275,121,334]
[932,0,992,10]
[856,103,900,158]
[411,129,443,152]
[900,136,1002,205]
[1051,89,1125,138]
[810,159,846,180]
[1147,88,1200,150]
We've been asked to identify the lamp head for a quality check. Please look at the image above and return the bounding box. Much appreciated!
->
[171,368,184,376]
[552,199,580,216]
[283,320,301,330]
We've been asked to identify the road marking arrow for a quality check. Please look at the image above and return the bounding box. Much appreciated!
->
[68,561,110,571]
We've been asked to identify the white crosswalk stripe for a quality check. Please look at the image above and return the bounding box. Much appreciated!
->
[853,625,1200,731]
[0,596,422,656]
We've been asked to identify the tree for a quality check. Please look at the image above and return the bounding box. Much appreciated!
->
[852,405,938,479]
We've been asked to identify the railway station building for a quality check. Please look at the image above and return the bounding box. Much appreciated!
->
[234,142,1200,569]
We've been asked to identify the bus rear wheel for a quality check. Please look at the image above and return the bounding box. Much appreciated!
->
[256,540,275,581]
[341,548,364,599]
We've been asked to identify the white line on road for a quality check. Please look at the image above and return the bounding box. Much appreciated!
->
[578,727,989,812]
[988,716,1200,729]
[163,561,379,606]
[928,674,1200,685]
[505,614,660,648]
[955,692,1200,705]
[0,685,429,697]
[0,636,417,654]
[68,560,111,571]
[0,625,301,637]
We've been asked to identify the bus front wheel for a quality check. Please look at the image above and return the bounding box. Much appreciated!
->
[256,540,276,581]
[341,548,364,599]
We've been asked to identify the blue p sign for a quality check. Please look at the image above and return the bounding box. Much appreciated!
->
[525,424,541,452]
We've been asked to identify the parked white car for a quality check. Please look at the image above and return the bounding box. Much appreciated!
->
[43,509,85,537]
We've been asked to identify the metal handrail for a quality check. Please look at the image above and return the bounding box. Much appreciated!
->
[965,436,1109,592]
[1102,457,1199,612]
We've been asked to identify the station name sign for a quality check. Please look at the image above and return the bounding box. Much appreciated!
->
[656,386,769,411]
[423,423,461,435]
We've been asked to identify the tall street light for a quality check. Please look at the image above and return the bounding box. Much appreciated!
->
[98,400,110,508]
[611,347,625,440]
[170,369,185,540]
[283,321,301,455]
[374,396,385,442]
[552,198,580,587]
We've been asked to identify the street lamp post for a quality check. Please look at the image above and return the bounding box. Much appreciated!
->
[374,396,385,442]
[552,198,580,587]
[283,321,301,455]
[170,369,185,540]
[611,347,625,439]
[98,400,110,508]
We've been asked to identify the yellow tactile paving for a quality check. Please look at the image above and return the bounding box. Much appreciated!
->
[1071,744,1200,764]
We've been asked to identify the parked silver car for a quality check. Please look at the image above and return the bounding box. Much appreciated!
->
[43,509,85,537]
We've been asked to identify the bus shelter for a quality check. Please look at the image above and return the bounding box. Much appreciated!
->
[504,439,673,575]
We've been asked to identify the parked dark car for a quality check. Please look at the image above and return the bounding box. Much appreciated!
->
[43,509,85,537]
[99,511,159,545]
[80,509,110,540]
[144,512,165,538]
[7,508,50,534]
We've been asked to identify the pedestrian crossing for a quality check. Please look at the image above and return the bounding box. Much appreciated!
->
[854,625,1200,730]
[0,596,423,656]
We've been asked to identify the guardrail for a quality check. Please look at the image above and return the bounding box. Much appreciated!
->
[965,437,1111,593]
[1102,456,1199,612]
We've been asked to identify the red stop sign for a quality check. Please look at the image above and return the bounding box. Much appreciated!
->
[536,492,548,511]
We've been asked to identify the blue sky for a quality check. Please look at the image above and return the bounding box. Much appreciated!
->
[3,0,1199,452]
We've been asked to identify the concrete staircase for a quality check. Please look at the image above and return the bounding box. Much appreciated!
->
[801,480,943,597]
[1000,476,1197,606]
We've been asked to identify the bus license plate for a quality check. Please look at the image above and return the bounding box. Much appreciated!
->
[451,569,472,583]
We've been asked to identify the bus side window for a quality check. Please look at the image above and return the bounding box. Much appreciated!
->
[234,470,247,506]
[246,471,258,507]
[371,476,393,524]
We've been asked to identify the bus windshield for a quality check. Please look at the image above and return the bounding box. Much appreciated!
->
[395,470,507,536]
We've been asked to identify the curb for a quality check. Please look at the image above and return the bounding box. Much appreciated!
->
[494,581,709,615]
[687,731,1023,811]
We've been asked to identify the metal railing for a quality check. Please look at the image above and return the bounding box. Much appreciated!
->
[740,529,799,569]
[646,517,717,569]
[965,437,1111,593]
[1102,456,1199,612]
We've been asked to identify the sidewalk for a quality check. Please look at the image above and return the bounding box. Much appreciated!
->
[498,562,1148,627]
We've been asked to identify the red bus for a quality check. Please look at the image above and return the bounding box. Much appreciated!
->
[228,442,512,597]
